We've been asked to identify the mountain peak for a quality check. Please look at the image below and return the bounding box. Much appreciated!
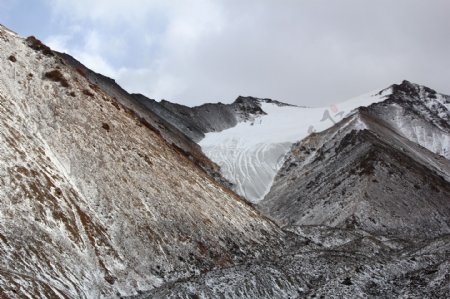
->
[234,95,295,107]
[234,95,262,104]
[386,80,446,104]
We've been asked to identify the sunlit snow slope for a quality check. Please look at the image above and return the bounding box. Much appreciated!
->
[199,89,392,202]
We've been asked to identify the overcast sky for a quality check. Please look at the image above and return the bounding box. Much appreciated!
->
[1,0,450,106]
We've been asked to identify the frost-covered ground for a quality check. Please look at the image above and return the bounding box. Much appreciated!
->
[133,226,450,299]
[199,89,392,202]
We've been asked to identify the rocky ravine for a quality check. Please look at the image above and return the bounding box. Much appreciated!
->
[133,227,450,298]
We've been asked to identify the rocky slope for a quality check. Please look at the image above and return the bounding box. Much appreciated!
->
[56,52,232,189]
[0,24,284,298]
[133,227,450,299]
[259,81,450,239]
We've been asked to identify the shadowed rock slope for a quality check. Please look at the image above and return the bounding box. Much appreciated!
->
[133,93,290,142]
[0,25,284,298]
[259,81,450,239]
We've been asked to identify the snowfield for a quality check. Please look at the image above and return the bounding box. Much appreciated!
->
[199,88,392,202]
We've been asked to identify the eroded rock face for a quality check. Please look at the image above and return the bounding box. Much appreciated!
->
[0,25,283,298]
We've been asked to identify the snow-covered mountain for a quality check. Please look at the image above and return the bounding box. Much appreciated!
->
[258,82,450,238]
[137,86,450,295]
[194,81,450,203]
[360,80,450,159]
[2,23,450,299]
[197,88,392,202]
[136,81,450,298]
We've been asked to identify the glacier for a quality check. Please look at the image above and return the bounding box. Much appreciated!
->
[199,88,392,202]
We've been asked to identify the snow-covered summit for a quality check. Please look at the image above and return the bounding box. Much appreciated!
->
[200,80,450,203]
[364,80,450,159]
[199,87,393,202]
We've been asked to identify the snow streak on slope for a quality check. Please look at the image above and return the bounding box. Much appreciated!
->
[388,102,450,159]
[199,89,392,202]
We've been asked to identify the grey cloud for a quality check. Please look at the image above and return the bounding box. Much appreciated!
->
[44,0,450,106]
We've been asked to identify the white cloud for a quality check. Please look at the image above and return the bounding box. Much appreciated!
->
[48,0,170,24]
[45,34,71,53]
[41,0,450,106]
[46,30,118,78]
[78,53,119,78]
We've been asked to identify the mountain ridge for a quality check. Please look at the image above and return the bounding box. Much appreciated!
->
[133,94,283,142]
